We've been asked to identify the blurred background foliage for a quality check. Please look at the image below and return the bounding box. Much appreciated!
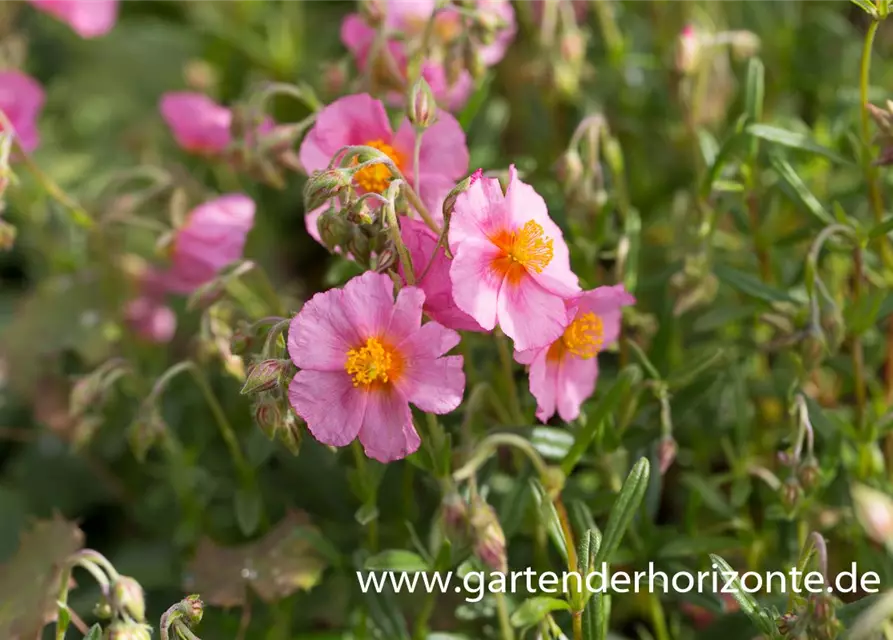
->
[4,0,893,638]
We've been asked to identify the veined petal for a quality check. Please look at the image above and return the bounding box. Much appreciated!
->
[358,388,420,462]
[556,356,598,423]
[288,288,359,371]
[289,370,366,447]
[497,278,567,351]
[342,271,397,338]
[397,354,465,415]
[450,238,505,331]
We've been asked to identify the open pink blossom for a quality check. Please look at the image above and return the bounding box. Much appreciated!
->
[160,92,232,155]
[449,166,579,351]
[165,194,255,294]
[0,71,45,154]
[299,93,468,245]
[27,0,118,38]
[516,285,635,423]
[288,271,465,463]
[400,217,484,332]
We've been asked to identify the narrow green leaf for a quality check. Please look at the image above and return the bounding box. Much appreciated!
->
[84,624,103,640]
[355,504,379,526]
[744,58,764,123]
[529,479,568,563]
[362,588,411,640]
[700,115,749,198]
[234,486,262,537]
[851,0,880,17]
[869,216,893,239]
[593,458,650,567]
[747,124,849,164]
[714,263,795,303]
[510,596,570,628]
[623,208,641,294]
[530,426,575,460]
[769,153,834,225]
[561,366,642,474]
[364,550,429,573]
[708,554,771,633]
[698,129,720,167]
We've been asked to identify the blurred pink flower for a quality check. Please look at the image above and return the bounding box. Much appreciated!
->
[165,194,255,294]
[399,216,484,332]
[27,0,118,38]
[159,92,232,155]
[515,285,635,423]
[0,71,45,154]
[299,93,468,244]
[287,271,465,462]
[124,268,176,343]
[449,166,579,351]
[124,297,176,343]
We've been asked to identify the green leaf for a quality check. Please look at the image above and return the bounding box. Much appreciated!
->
[84,623,103,640]
[708,554,775,634]
[593,458,650,567]
[700,116,748,198]
[355,504,380,526]
[851,0,880,17]
[744,58,764,124]
[746,124,849,164]
[561,366,642,474]
[530,427,575,460]
[769,153,834,225]
[364,550,429,573]
[869,215,893,239]
[713,263,796,303]
[234,486,263,537]
[666,348,727,390]
[529,479,568,563]
[510,596,570,628]
[362,587,411,640]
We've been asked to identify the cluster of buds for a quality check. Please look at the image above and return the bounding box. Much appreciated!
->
[469,494,507,573]
[776,595,841,640]
[867,100,893,166]
[160,594,204,640]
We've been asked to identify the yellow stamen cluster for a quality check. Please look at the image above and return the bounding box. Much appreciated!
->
[345,337,399,387]
[549,312,605,361]
[353,139,403,194]
[491,220,555,282]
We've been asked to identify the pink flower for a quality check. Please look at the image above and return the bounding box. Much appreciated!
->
[165,194,255,294]
[160,92,232,155]
[124,268,176,343]
[124,297,176,343]
[399,217,484,332]
[287,271,465,462]
[0,71,45,154]
[449,166,580,351]
[27,0,118,38]
[299,93,468,244]
[515,285,635,423]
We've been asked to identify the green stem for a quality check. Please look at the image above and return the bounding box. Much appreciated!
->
[384,192,416,285]
[412,591,437,640]
[496,332,525,424]
[352,441,380,551]
[413,130,424,196]
[54,565,74,640]
[494,589,515,640]
[152,361,253,485]
[647,593,671,640]
[861,20,888,244]
[572,612,584,640]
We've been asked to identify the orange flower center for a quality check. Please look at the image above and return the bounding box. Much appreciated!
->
[353,139,403,193]
[434,14,463,43]
[345,337,403,388]
[490,220,555,284]
[548,312,605,361]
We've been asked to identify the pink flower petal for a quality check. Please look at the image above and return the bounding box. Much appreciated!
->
[340,13,376,61]
[398,320,461,360]
[496,278,567,351]
[450,237,505,331]
[572,284,636,346]
[357,388,419,462]
[449,171,510,249]
[556,355,598,422]
[0,71,45,154]
[159,92,232,154]
[28,0,118,38]
[527,349,558,423]
[124,296,176,344]
[504,165,579,297]
[289,370,366,447]
[387,285,426,345]
[298,93,394,174]
[397,354,464,414]
[288,288,361,372]
[341,271,398,338]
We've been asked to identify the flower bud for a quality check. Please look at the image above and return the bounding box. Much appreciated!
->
[780,478,802,510]
[555,149,584,192]
[470,496,507,573]
[253,395,284,440]
[543,466,566,500]
[729,30,760,60]
[241,359,292,395]
[346,197,374,225]
[316,206,351,252]
[852,484,893,545]
[443,169,481,220]
[104,621,152,640]
[111,575,146,622]
[798,457,820,490]
[304,169,352,211]
[183,594,204,626]
[321,61,349,97]
[675,25,701,75]
[277,411,304,455]
[346,227,373,265]
[658,436,678,475]
[442,492,470,539]
[463,44,486,80]
[409,77,438,130]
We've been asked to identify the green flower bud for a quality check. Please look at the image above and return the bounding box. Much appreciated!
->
[111,575,146,622]
[409,77,438,130]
